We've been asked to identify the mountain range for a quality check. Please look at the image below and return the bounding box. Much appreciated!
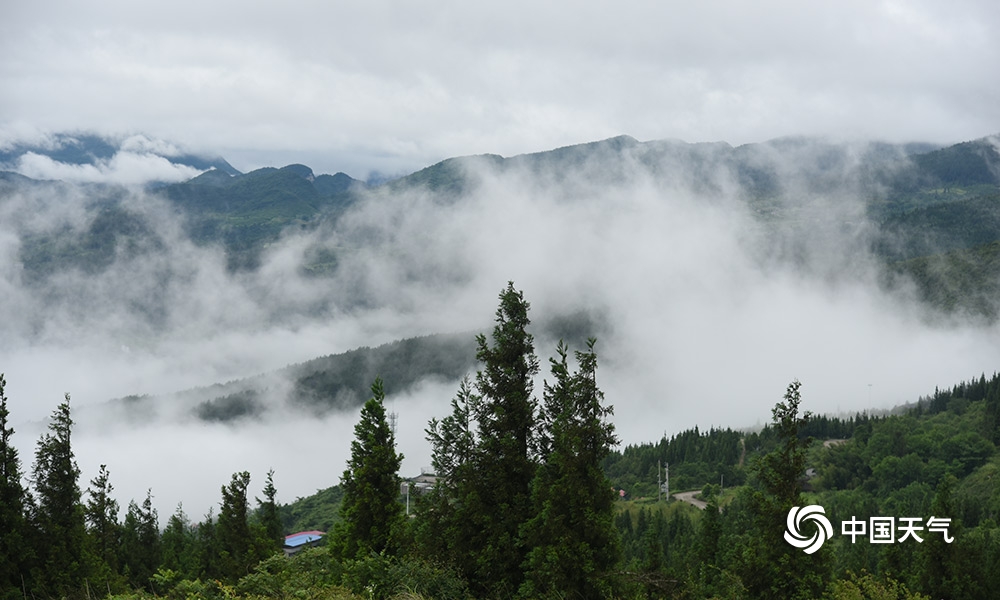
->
[3,131,1000,423]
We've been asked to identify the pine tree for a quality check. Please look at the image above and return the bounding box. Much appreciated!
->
[120,490,160,589]
[255,469,283,554]
[984,379,1000,444]
[194,508,220,580]
[85,464,123,590]
[31,393,89,597]
[332,376,404,559]
[0,374,33,597]
[697,496,722,590]
[467,282,540,596]
[217,471,253,581]
[741,380,826,599]
[919,474,959,598]
[161,503,197,579]
[417,377,481,569]
[520,339,620,599]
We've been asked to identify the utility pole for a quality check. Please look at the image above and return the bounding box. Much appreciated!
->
[658,461,662,502]
[665,462,669,500]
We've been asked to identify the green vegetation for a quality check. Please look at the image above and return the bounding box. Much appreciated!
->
[3,286,1000,598]
[331,377,405,560]
[11,163,364,280]
[18,201,164,282]
[8,134,1000,322]
[161,166,361,270]
[0,374,33,598]
[519,340,620,600]
[31,394,90,597]
[109,333,479,425]
[887,239,1000,320]
[279,485,344,534]
[289,334,479,416]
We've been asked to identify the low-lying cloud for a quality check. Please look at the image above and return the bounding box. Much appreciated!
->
[12,150,204,185]
[5,144,1000,517]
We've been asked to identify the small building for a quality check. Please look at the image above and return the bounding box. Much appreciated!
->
[283,530,325,557]
[401,470,440,515]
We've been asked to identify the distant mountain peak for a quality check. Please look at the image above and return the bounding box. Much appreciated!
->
[280,163,316,182]
[0,130,240,185]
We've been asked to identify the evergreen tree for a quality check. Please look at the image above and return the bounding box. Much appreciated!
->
[84,464,123,590]
[919,474,960,598]
[256,469,283,553]
[194,508,220,580]
[697,496,722,589]
[740,380,826,599]
[467,282,540,596]
[0,374,33,598]
[985,380,1000,444]
[332,376,404,559]
[520,339,620,599]
[161,503,197,579]
[218,471,253,581]
[417,376,480,567]
[31,393,89,597]
[120,490,160,589]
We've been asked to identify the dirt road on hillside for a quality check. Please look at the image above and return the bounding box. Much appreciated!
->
[672,490,707,510]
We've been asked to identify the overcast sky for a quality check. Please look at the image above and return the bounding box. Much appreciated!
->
[2,0,999,178]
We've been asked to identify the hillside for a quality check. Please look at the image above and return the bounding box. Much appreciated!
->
[92,332,480,425]
[268,370,1000,599]
[6,133,1000,319]
[159,164,365,269]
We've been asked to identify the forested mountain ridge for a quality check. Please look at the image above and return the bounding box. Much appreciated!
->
[6,132,1000,428]
[5,132,999,298]
[3,160,366,275]
[87,307,603,426]
[86,332,479,425]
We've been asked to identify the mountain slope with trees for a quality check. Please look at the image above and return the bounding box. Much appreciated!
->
[6,132,1000,319]
[3,289,1000,598]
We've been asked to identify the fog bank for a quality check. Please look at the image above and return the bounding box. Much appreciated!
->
[5,145,1000,517]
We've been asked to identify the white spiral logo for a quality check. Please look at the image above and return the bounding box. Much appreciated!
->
[784,505,833,554]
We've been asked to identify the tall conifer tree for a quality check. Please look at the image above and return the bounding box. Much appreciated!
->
[256,469,283,553]
[740,380,826,599]
[161,503,197,579]
[469,282,540,595]
[218,471,253,581]
[85,464,123,590]
[120,490,160,589]
[520,339,619,599]
[0,374,33,596]
[31,393,89,597]
[418,377,480,570]
[333,377,404,559]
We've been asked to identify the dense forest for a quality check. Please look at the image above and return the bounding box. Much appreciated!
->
[2,284,999,599]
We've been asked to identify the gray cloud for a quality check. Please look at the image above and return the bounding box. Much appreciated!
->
[2,1,998,176]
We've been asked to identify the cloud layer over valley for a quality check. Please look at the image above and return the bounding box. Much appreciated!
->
[3,136,1000,516]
